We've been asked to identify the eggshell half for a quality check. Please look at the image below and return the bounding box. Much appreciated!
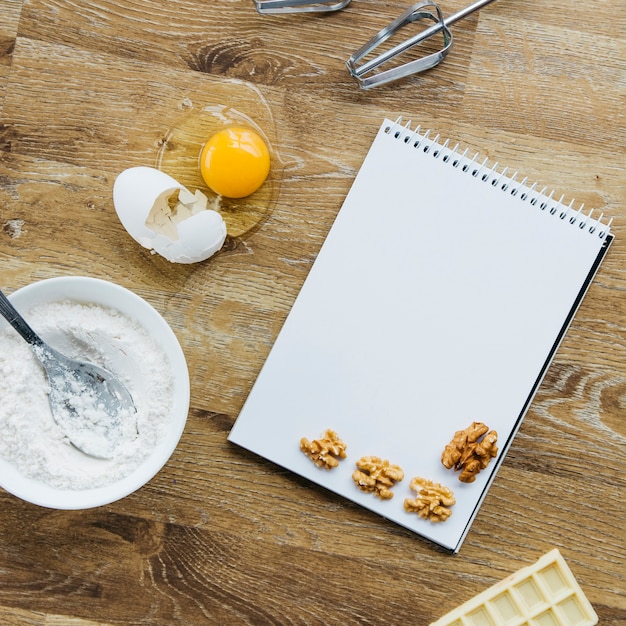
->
[113,166,227,263]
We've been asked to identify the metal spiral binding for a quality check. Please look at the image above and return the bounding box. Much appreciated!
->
[385,119,613,239]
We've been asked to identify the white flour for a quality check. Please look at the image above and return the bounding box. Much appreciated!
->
[0,301,174,489]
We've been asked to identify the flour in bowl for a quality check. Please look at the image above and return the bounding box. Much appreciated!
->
[0,300,174,489]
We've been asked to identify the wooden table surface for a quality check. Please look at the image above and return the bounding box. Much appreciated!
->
[1,0,624,623]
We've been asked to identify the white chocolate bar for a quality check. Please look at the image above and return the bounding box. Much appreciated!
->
[431,549,598,626]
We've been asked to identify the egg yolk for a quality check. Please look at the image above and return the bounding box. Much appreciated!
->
[199,126,270,199]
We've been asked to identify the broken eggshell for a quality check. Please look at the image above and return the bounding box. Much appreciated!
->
[113,166,227,263]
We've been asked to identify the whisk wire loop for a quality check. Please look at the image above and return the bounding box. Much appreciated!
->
[253,0,350,14]
[347,0,498,89]
[347,1,453,89]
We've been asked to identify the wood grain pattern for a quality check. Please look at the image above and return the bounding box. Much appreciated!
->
[0,0,624,623]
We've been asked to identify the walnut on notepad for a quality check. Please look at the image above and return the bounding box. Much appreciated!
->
[441,421,498,483]
[404,477,456,522]
[300,429,347,469]
[352,456,404,499]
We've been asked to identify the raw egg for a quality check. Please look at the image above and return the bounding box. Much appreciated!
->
[199,126,270,198]
[156,84,283,238]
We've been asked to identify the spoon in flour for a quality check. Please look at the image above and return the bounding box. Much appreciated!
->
[0,289,136,459]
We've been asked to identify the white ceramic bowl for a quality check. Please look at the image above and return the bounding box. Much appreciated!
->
[0,276,190,509]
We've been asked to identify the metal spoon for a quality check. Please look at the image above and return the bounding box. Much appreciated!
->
[0,288,136,459]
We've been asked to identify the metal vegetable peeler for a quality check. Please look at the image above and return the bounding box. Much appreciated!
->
[253,0,350,14]
[347,0,498,89]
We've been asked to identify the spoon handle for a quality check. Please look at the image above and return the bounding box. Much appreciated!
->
[0,288,45,348]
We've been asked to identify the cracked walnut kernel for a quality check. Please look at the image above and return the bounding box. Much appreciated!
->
[300,429,347,469]
[441,421,498,483]
[404,477,456,522]
[352,456,404,500]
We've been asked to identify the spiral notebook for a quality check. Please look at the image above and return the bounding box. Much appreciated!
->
[229,118,613,552]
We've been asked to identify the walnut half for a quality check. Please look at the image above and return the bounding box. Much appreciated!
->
[441,421,498,483]
[300,429,347,469]
[404,477,456,522]
[352,456,404,500]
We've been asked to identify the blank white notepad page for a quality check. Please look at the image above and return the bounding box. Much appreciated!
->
[229,118,612,552]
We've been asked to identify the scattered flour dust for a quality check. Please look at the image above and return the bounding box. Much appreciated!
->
[0,300,174,489]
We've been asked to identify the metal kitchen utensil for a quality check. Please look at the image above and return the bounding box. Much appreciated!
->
[254,0,350,14]
[347,0,497,89]
[0,288,136,459]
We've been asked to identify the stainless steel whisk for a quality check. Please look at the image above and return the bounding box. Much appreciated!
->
[347,0,498,89]
[253,0,350,14]
[252,0,497,88]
